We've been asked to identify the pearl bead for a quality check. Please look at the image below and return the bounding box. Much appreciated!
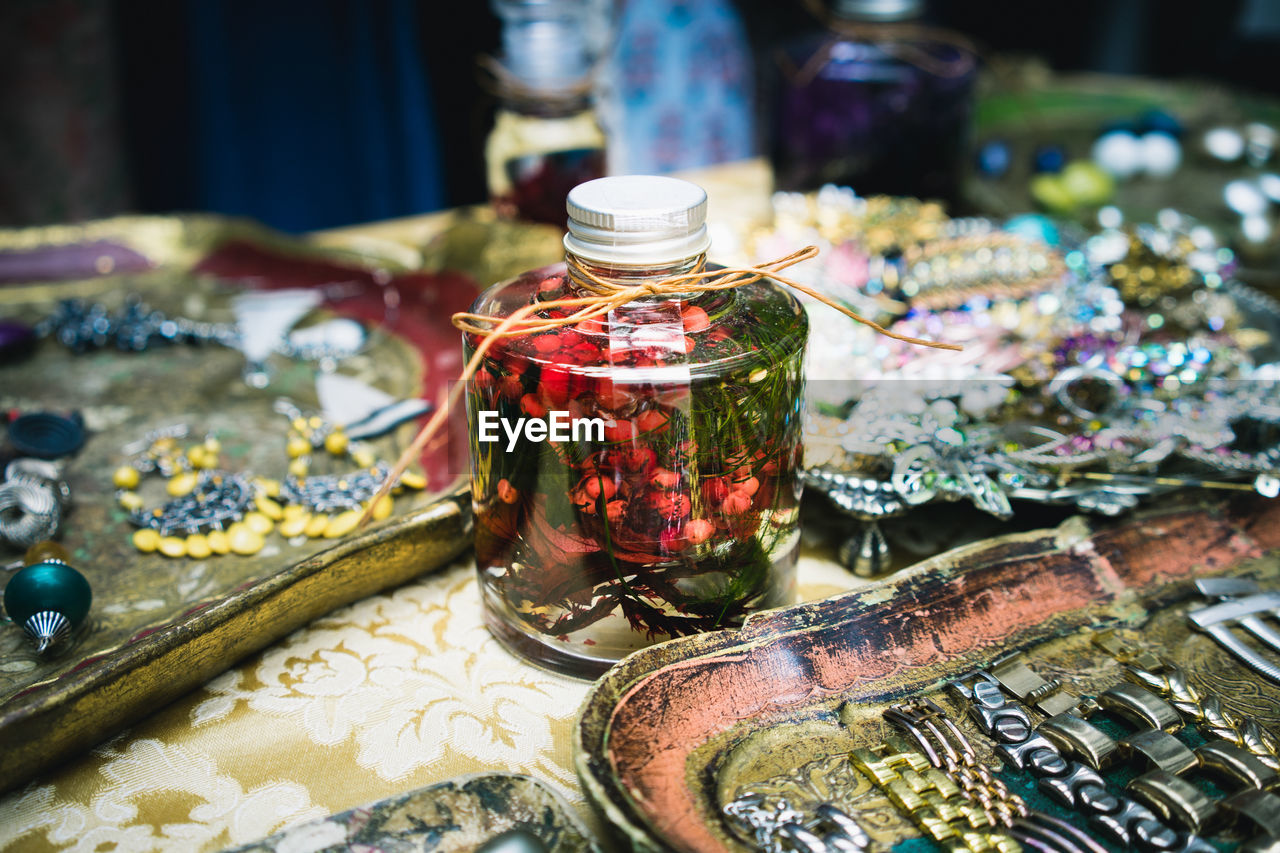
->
[1204,127,1244,162]
[1225,180,1269,217]
[1140,132,1181,178]
[476,830,548,853]
[1092,131,1141,179]
[1258,173,1280,204]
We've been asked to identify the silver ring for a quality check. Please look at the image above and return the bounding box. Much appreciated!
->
[1047,366,1124,420]
[0,480,61,548]
[4,458,70,506]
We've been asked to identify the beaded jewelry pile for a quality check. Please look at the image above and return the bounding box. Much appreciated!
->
[113,404,424,560]
[755,188,1280,573]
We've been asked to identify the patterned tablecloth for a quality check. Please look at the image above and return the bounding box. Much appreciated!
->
[0,548,857,852]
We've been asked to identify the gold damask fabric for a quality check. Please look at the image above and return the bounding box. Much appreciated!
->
[0,554,855,851]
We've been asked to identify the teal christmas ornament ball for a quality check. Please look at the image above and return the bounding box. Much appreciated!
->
[4,561,91,649]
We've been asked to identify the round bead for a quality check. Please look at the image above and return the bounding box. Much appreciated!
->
[1225,179,1269,217]
[304,514,330,538]
[132,528,161,552]
[976,139,1012,177]
[1204,126,1244,162]
[1003,214,1060,246]
[1140,132,1181,178]
[370,495,393,521]
[1138,108,1182,138]
[286,436,311,458]
[118,491,145,511]
[1259,173,1280,203]
[227,524,265,555]
[1030,174,1074,214]
[255,495,284,520]
[279,514,310,538]
[167,472,198,497]
[323,430,348,455]
[186,534,212,559]
[24,540,71,566]
[351,449,375,469]
[112,466,141,490]
[207,529,231,555]
[323,510,362,538]
[476,830,548,853]
[244,512,274,535]
[158,536,187,558]
[1060,161,1114,206]
[1032,144,1067,174]
[282,504,308,522]
[254,477,281,498]
[1091,131,1141,179]
[3,561,92,628]
[288,458,309,478]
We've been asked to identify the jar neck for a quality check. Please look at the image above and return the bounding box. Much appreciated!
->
[564,251,707,299]
[499,90,594,119]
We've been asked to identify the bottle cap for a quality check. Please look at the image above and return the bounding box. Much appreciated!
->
[564,176,712,265]
[493,0,593,92]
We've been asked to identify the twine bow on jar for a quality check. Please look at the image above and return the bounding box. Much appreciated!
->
[360,245,960,526]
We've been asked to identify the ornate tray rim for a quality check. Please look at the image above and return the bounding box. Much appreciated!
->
[573,497,1280,852]
[0,215,476,793]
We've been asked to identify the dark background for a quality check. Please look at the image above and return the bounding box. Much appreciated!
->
[4,0,1280,231]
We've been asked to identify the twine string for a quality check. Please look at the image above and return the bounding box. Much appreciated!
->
[359,245,960,526]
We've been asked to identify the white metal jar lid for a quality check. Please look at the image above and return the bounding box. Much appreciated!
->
[563,175,711,265]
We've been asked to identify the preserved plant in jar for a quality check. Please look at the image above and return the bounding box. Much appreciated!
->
[465,176,808,677]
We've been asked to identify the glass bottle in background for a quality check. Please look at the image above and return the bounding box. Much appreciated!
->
[485,0,608,226]
[767,0,977,205]
[465,176,807,677]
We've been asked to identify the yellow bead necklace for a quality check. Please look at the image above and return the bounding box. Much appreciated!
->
[114,411,424,560]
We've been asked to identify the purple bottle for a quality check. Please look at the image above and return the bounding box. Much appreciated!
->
[768,0,977,204]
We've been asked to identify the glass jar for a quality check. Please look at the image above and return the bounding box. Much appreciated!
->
[767,0,977,204]
[465,176,807,677]
[485,0,607,225]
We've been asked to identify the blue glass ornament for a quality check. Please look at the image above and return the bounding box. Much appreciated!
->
[3,560,91,653]
[976,139,1012,178]
[1032,144,1067,174]
[1004,214,1061,246]
[1138,109,1183,139]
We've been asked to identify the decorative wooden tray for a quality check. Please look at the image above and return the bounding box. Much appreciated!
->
[0,216,483,792]
[574,496,1280,851]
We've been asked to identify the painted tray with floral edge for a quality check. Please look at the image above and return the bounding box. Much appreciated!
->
[225,772,600,853]
[0,215,492,793]
[574,495,1280,851]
